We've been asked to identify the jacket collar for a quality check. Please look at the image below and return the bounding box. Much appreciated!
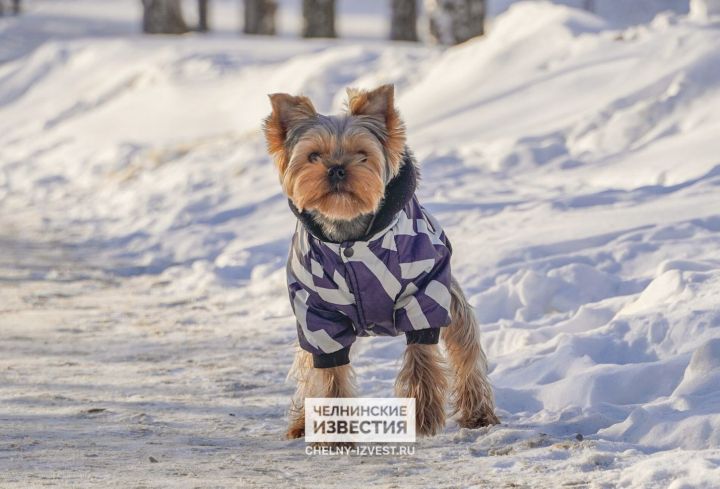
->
[288,150,418,243]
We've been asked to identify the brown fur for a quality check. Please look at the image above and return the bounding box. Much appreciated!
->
[442,278,500,428]
[346,84,406,175]
[264,93,317,176]
[265,85,499,439]
[263,86,405,222]
[283,128,386,220]
[286,348,357,439]
[395,344,448,436]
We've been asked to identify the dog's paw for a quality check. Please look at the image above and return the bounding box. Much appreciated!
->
[287,424,305,439]
[458,410,500,429]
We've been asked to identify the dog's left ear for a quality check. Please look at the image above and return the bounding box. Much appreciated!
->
[347,84,406,175]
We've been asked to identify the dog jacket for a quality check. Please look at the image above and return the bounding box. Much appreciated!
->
[286,155,453,368]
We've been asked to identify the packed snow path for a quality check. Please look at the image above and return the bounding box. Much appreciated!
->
[2,219,717,488]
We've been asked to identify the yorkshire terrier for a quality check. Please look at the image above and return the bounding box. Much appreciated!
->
[263,84,499,438]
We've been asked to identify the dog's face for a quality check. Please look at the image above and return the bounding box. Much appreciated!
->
[263,85,406,221]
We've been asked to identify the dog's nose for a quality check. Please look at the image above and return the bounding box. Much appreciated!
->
[327,166,346,184]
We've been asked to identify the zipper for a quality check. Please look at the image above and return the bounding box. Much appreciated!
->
[341,241,367,333]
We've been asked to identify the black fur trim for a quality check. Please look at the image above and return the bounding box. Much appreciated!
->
[288,149,418,243]
[313,346,351,368]
[405,328,441,345]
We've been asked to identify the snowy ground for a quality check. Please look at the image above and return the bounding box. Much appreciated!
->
[2,1,720,487]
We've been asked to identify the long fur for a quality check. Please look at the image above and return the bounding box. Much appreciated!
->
[286,347,357,439]
[395,344,448,436]
[266,85,499,439]
[442,277,500,428]
[346,84,406,174]
[264,86,407,232]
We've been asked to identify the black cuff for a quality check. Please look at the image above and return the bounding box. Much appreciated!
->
[405,328,441,345]
[313,346,351,368]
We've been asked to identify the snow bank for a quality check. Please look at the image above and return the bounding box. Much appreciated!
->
[491,0,690,27]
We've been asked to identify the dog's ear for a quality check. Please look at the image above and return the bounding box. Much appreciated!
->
[346,84,406,174]
[263,94,317,174]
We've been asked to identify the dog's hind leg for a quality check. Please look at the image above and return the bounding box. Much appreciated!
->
[286,347,357,439]
[442,277,500,428]
[395,343,448,436]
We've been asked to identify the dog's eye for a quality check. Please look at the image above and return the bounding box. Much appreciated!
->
[308,152,321,163]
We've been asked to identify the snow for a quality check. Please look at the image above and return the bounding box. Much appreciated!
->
[489,0,690,27]
[2,1,720,487]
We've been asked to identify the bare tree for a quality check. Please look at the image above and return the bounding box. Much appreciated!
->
[302,0,336,38]
[582,0,595,13]
[426,0,485,45]
[198,0,210,32]
[244,0,277,35]
[691,0,720,20]
[141,0,189,35]
[0,0,19,16]
[391,0,418,41]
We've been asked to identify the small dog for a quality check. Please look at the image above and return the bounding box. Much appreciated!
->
[263,84,499,438]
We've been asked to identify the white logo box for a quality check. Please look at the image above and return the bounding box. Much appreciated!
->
[305,397,416,443]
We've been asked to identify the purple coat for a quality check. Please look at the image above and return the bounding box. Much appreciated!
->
[286,156,453,368]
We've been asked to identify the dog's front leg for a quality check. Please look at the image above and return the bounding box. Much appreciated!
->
[395,343,448,436]
[287,348,313,439]
[286,348,357,439]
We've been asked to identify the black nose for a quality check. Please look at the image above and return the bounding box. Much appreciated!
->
[327,165,346,184]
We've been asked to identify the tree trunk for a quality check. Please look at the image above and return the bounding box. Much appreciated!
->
[12,0,21,15]
[244,0,277,35]
[691,0,720,20]
[391,0,418,41]
[302,0,336,38]
[582,0,595,13]
[198,0,210,32]
[141,0,189,35]
[427,0,485,45]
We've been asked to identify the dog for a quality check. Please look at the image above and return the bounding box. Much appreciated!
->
[263,84,499,438]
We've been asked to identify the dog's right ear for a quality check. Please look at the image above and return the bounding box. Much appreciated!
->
[263,94,317,174]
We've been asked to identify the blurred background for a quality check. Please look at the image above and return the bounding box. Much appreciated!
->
[0,0,706,64]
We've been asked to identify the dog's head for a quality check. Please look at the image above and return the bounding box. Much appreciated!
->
[263,84,406,221]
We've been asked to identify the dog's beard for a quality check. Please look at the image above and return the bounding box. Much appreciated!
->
[286,163,385,222]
